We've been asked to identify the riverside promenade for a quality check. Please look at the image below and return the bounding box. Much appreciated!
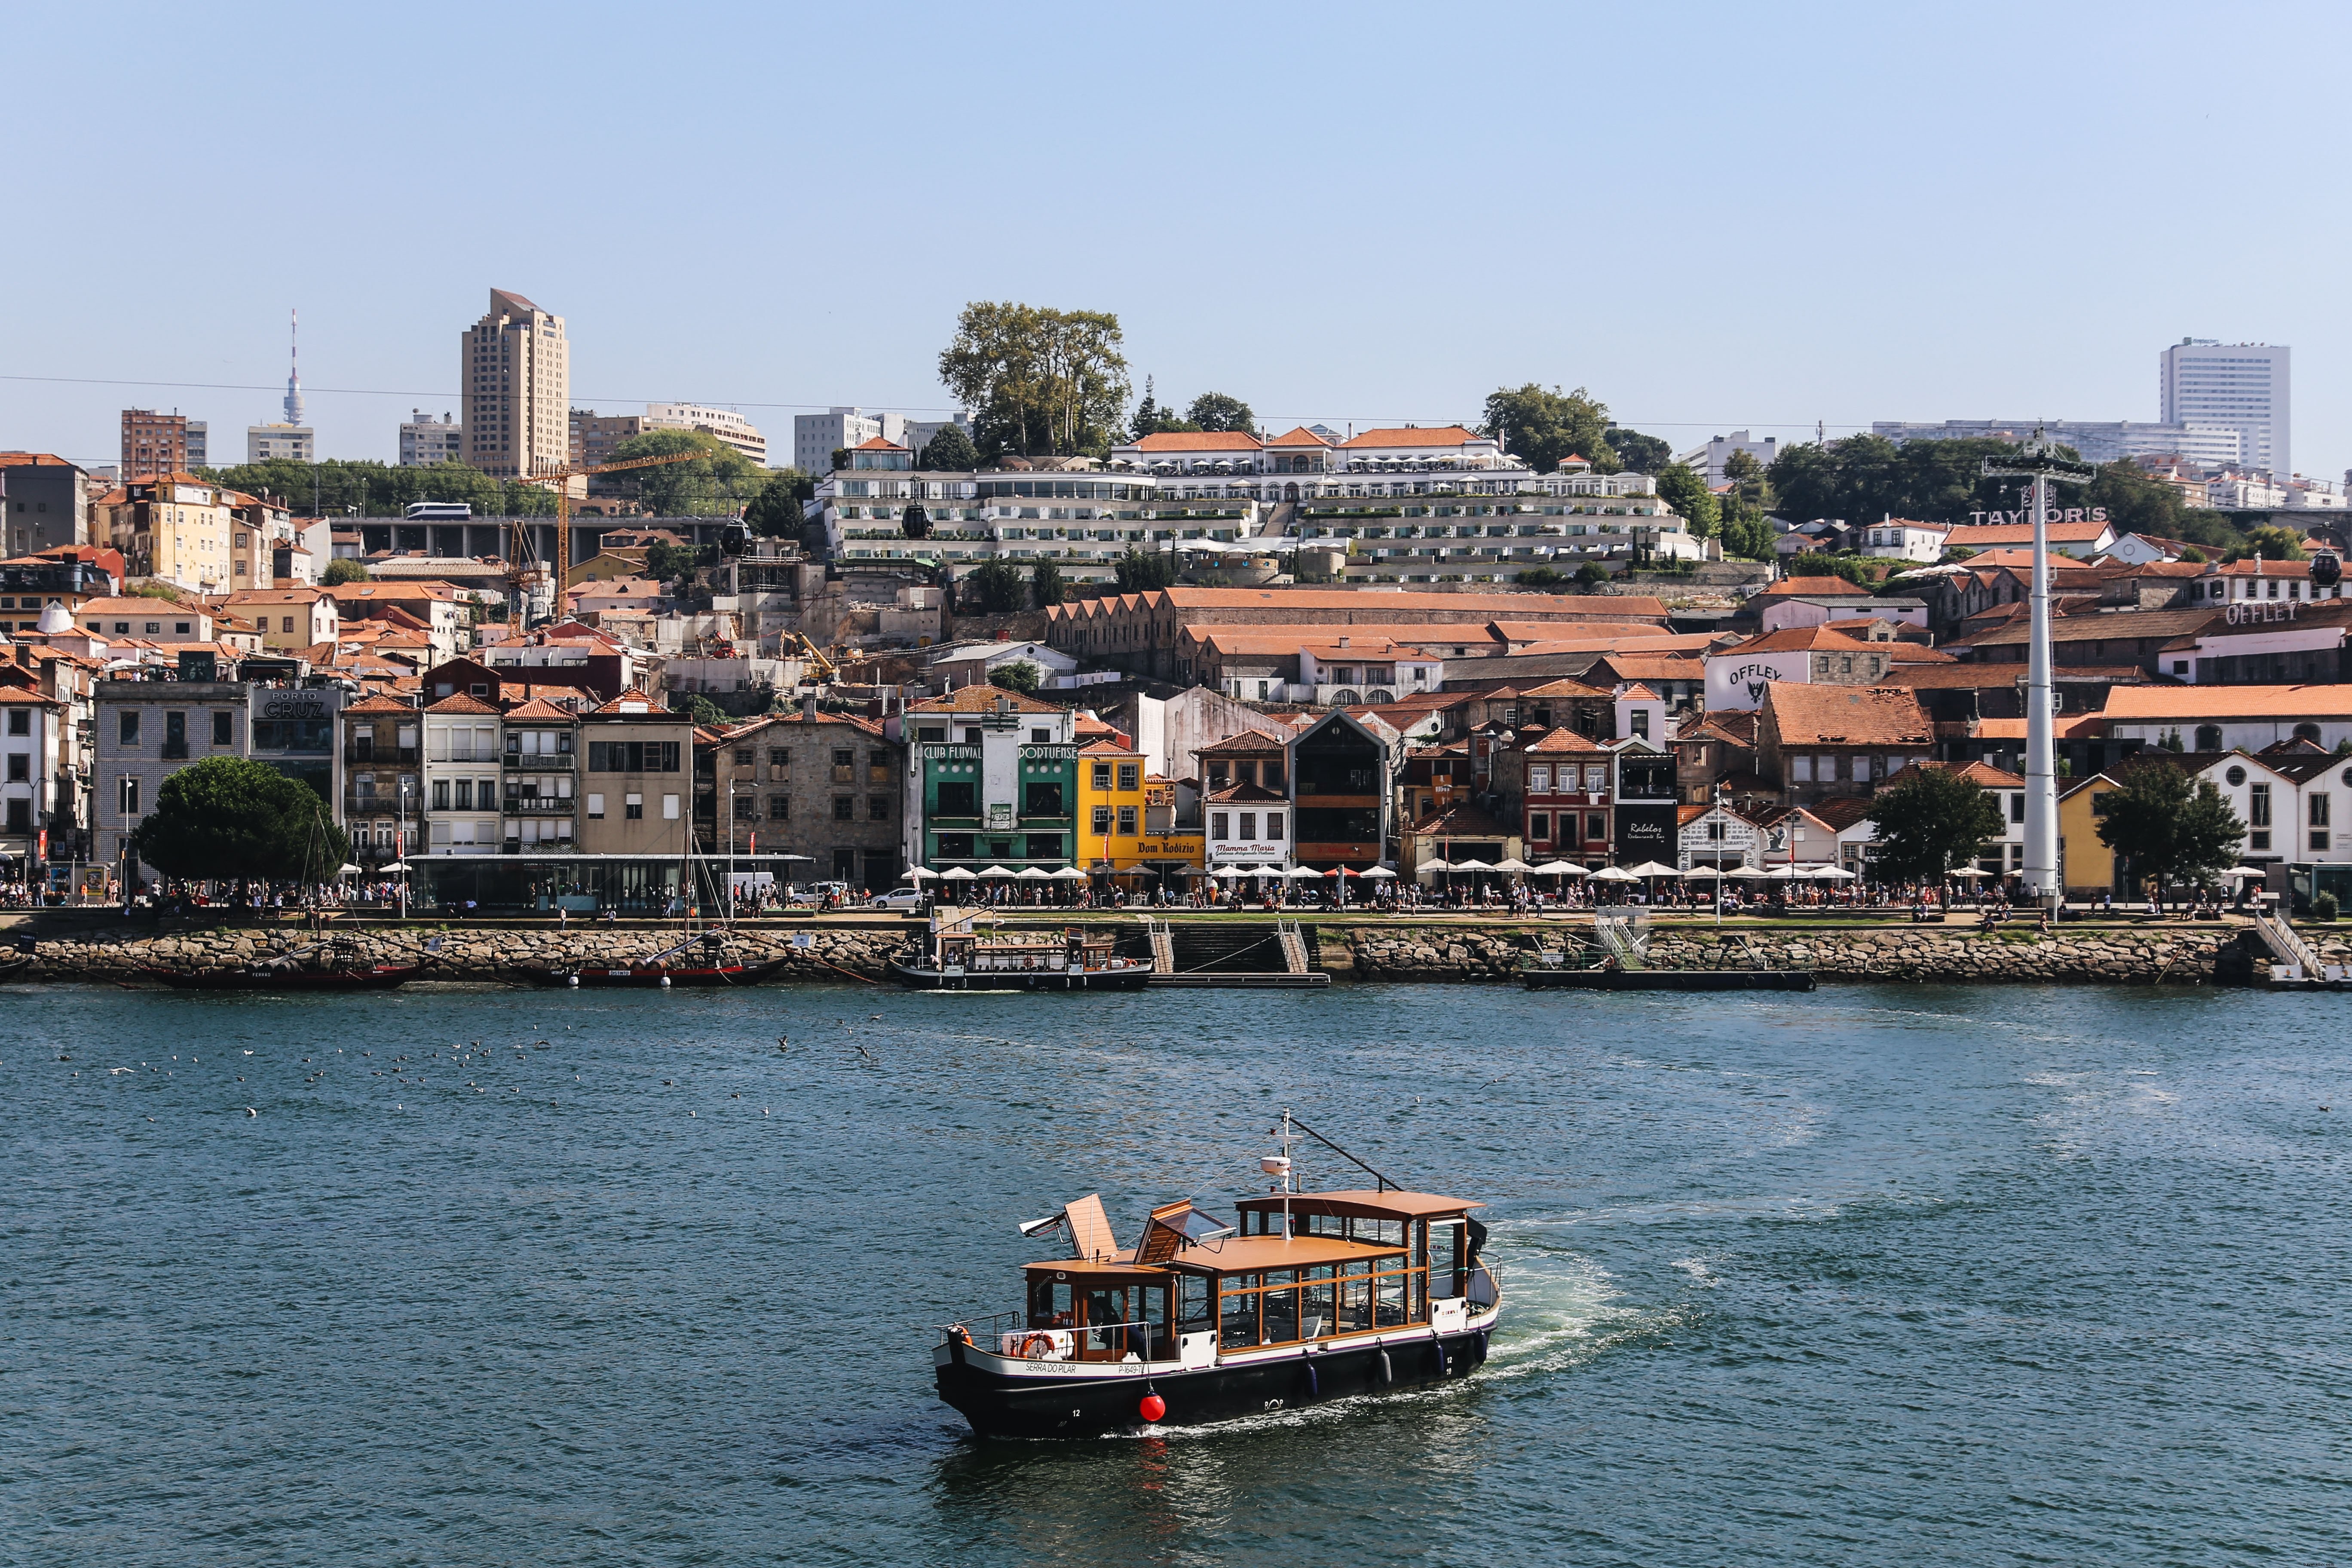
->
[0,906,2306,986]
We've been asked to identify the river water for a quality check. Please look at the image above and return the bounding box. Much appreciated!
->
[5,982,2347,1566]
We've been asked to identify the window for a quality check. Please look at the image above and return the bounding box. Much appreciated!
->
[587,792,605,819]
[2312,830,2331,853]
[2196,726,2224,751]
[1265,812,1284,840]
[6,753,26,781]
[119,710,140,746]
[1024,781,1063,815]
[868,754,891,784]
[1586,812,1606,840]
[1528,811,1551,841]
[2010,793,2025,824]
[625,793,643,819]
[1026,833,1060,859]
[1031,728,1051,743]
[453,778,473,811]
[1093,805,1113,833]
[1092,762,1112,790]
[834,796,854,820]
[935,779,977,815]
[662,794,680,820]
[734,748,753,766]
[831,747,854,783]
[1528,764,1551,791]
[1117,763,1140,791]
[870,796,890,820]
[431,779,451,810]
[769,747,789,770]
[1792,756,1812,782]
[769,794,789,819]
[2314,795,2332,827]
[1116,805,1138,834]
[917,726,946,744]
[4,710,25,737]
[1237,812,1257,840]
[1210,811,1230,839]
[2250,783,2272,827]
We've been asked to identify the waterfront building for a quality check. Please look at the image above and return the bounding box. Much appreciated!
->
[1075,727,1201,882]
[497,696,579,857]
[1856,517,1951,561]
[338,694,421,861]
[0,454,92,558]
[2162,339,2289,479]
[1755,683,1935,805]
[1676,800,1760,871]
[1288,709,1395,871]
[1400,801,1520,879]
[463,289,570,478]
[0,683,70,871]
[420,693,503,855]
[1198,730,1290,872]
[903,688,1078,874]
[1502,726,1616,867]
[399,410,465,466]
[575,690,692,859]
[1611,738,1680,864]
[1749,803,1842,873]
[696,706,902,887]
[94,670,343,887]
[644,404,766,464]
[89,475,241,592]
[2100,683,2352,754]
[1704,626,1903,713]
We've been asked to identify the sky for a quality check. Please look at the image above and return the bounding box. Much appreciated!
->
[6,0,2349,485]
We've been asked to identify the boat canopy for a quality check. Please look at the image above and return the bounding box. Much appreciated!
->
[1233,1189,1484,1224]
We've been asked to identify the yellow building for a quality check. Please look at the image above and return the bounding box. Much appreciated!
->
[1077,735,1203,879]
[92,474,236,592]
[2058,773,2125,896]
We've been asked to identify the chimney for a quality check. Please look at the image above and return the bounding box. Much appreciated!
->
[1338,635,1351,648]
[802,692,817,722]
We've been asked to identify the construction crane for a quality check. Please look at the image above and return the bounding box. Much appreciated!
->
[502,449,706,627]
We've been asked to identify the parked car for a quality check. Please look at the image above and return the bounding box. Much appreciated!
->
[789,881,852,907]
[866,887,930,913]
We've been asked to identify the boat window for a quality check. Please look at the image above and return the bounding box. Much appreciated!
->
[1261,1282,1301,1344]
[1029,1279,1073,1328]
[1431,1222,1466,1300]
[1219,1283,1261,1349]
[1338,1274,1373,1333]
[1302,1277,1336,1339]
[1376,1272,1407,1328]
[1176,1275,1213,1331]
[1262,1268,1295,1287]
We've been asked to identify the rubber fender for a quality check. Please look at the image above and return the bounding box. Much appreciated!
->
[1472,1330,1489,1366]
[1378,1349,1393,1386]
[1303,1360,1319,1400]
[1427,1341,1447,1378]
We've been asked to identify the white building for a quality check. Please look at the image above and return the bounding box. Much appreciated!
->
[1675,430,1780,487]
[645,404,767,465]
[1677,802,1760,870]
[794,407,910,474]
[0,686,68,862]
[2162,339,2289,480]
[903,413,972,458]
[399,410,464,466]
[1856,516,1951,561]
[1873,418,2244,469]
[422,693,503,855]
[246,425,315,463]
[184,423,207,468]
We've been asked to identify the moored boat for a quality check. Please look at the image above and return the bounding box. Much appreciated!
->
[891,913,1149,992]
[933,1113,1500,1438]
[147,940,435,992]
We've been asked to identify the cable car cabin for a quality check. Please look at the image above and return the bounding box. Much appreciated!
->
[1011,1189,1485,1361]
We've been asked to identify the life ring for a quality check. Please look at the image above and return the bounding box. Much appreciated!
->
[947,1323,972,1346]
[1019,1332,1058,1360]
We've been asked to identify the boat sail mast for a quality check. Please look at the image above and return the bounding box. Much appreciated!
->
[1263,1109,1298,1238]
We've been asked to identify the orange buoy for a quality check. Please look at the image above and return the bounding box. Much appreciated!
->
[1139,1393,1166,1423]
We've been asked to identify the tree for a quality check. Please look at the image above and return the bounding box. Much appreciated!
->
[644,540,714,583]
[2082,458,2187,539]
[322,558,368,585]
[963,559,1026,614]
[1514,567,1564,587]
[742,467,815,536]
[199,457,556,518]
[990,659,1042,695]
[608,429,764,515]
[131,756,347,886]
[1785,554,1877,587]
[1573,563,1607,588]
[1602,427,1672,473]
[938,300,1131,461]
[917,424,978,472]
[1479,384,1618,475]
[2235,525,2307,562]
[1114,548,1179,592]
[1654,463,1719,539]
[1029,561,1066,607]
[677,694,729,727]
[1865,765,2006,885]
[2096,758,2245,901]
[1129,377,1198,438]
[1185,392,1254,433]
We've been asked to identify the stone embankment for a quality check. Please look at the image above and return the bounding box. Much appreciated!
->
[1335,922,2271,986]
[15,922,910,983]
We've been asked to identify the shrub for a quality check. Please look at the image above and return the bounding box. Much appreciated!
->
[2313,890,2340,922]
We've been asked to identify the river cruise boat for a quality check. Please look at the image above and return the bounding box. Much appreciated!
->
[891,912,1149,992]
[933,1115,1499,1437]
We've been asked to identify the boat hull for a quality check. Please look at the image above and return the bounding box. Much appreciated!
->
[934,1324,1492,1439]
[146,964,427,992]
[889,959,1152,992]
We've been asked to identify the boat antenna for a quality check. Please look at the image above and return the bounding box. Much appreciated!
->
[1282,1111,1400,1194]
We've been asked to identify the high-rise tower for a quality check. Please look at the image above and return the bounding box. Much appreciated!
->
[461,289,570,479]
[284,307,305,427]
[2160,339,2289,478]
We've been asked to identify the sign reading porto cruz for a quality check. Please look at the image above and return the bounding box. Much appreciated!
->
[259,692,330,719]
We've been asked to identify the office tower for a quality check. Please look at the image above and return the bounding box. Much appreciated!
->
[462,289,570,478]
[400,410,465,466]
[2161,340,2290,477]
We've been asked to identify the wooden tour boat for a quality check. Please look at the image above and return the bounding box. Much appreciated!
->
[933,1112,1501,1438]
[147,937,436,992]
[891,912,1150,991]
[527,931,784,988]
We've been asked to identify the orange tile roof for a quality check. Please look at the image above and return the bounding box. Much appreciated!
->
[502,696,576,720]
[1132,431,1262,452]
[1757,576,1868,597]
[1525,727,1610,753]
[1339,426,1483,450]
[2103,684,2352,721]
[424,692,500,715]
[907,687,1065,714]
[343,693,420,715]
[1943,519,2114,547]
[852,437,908,451]
[1264,426,1335,447]
[1761,683,1933,746]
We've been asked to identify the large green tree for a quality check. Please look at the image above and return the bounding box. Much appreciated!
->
[1114,548,1179,592]
[989,659,1042,695]
[1603,427,1673,473]
[1185,392,1254,433]
[1865,765,2006,884]
[1480,384,1619,475]
[608,429,764,515]
[201,457,557,518]
[1654,463,1719,539]
[938,301,1131,460]
[1129,378,1197,438]
[2236,525,2307,562]
[916,424,979,472]
[962,558,1027,614]
[1029,562,1066,607]
[742,467,815,535]
[2097,759,2245,900]
[132,756,348,885]
[321,557,369,585]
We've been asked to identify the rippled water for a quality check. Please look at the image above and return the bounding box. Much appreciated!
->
[5,983,2348,1565]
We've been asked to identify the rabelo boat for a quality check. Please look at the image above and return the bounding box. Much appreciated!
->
[891,910,1149,991]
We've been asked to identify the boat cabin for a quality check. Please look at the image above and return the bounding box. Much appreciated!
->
[1015,1188,1485,1363]
[936,927,1120,976]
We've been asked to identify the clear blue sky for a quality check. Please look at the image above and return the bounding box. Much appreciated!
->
[8,1,2349,486]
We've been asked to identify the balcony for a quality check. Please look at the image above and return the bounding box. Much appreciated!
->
[501,794,577,816]
[503,751,576,769]
[343,792,405,818]
[344,744,419,764]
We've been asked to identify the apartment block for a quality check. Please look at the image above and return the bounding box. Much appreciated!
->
[399,410,464,466]
[463,288,570,478]
[246,425,315,462]
[2162,339,2290,478]
[121,410,199,478]
[645,404,767,464]
[793,407,908,474]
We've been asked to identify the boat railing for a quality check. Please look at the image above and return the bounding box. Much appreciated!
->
[937,1310,1169,1363]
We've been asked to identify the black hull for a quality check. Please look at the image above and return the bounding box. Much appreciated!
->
[890,960,1152,992]
[934,1329,1491,1439]
[1522,967,1816,992]
[146,964,427,992]
[527,959,786,988]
